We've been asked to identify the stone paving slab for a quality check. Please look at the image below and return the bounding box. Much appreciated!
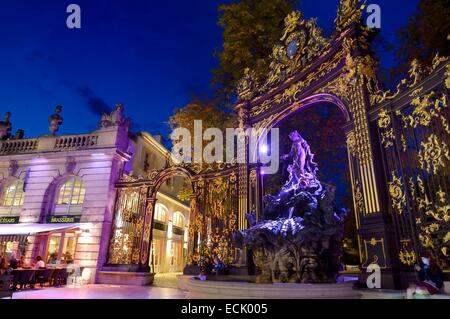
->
[8,284,187,299]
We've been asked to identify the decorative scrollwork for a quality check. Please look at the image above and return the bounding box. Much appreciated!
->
[335,0,364,33]
[388,171,406,214]
[237,10,328,101]
[377,109,391,129]
[399,240,416,266]
[370,55,449,105]
[418,134,450,175]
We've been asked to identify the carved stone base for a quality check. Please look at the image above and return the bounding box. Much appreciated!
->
[183,264,201,275]
[184,277,360,299]
[97,271,154,286]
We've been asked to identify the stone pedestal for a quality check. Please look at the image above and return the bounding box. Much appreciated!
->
[184,277,360,299]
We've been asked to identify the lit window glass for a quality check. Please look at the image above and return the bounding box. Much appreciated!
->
[1,180,25,207]
[154,204,167,222]
[172,212,184,228]
[57,177,86,206]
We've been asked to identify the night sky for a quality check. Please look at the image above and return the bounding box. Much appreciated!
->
[0,0,419,139]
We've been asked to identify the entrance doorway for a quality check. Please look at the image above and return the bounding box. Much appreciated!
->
[149,175,190,275]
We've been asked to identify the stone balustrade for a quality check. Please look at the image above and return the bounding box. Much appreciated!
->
[0,138,38,154]
[55,134,99,149]
[0,128,121,155]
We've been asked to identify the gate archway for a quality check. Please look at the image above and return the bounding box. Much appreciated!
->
[234,3,450,289]
[103,1,449,289]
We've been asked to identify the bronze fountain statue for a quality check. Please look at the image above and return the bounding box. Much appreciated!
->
[234,131,347,284]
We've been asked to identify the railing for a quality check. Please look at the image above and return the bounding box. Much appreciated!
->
[0,133,103,155]
[0,139,38,154]
[55,134,98,149]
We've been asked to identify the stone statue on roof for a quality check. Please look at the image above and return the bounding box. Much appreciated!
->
[0,112,12,140]
[48,105,63,136]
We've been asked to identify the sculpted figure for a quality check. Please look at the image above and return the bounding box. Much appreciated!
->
[0,112,12,140]
[48,106,63,136]
[281,130,318,191]
[100,103,130,128]
[235,130,347,284]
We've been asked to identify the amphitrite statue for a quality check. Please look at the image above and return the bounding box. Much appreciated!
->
[234,130,347,284]
[281,131,321,194]
[48,105,63,136]
[0,112,12,140]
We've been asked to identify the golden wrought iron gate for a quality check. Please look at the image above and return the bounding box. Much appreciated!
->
[373,59,450,272]
[103,1,449,290]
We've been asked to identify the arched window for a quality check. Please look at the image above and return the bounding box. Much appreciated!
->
[154,203,168,222]
[54,177,86,215]
[172,212,184,228]
[1,180,25,207]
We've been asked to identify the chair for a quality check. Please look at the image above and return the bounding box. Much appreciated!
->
[12,270,22,291]
[34,269,45,288]
[56,268,68,287]
[50,269,60,286]
[37,269,54,288]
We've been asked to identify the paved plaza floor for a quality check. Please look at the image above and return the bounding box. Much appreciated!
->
[9,284,187,299]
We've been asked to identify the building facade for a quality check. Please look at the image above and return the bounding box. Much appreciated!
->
[129,132,189,274]
[0,105,189,284]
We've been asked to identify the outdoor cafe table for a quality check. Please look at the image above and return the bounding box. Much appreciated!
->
[11,268,69,289]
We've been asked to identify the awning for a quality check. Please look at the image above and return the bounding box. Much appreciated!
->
[0,223,88,236]
[0,234,28,243]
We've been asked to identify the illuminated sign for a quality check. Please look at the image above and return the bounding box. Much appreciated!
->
[47,215,81,223]
[0,216,20,224]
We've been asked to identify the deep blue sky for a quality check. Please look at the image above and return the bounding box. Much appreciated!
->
[0,0,419,139]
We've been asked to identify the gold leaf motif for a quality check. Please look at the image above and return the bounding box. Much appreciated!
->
[346,132,356,156]
[401,134,407,152]
[381,128,395,148]
[399,249,416,266]
[335,0,364,33]
[377,109,391,128]
[418,134,450,175]
[388,171,406,214]
[446,64,450,89]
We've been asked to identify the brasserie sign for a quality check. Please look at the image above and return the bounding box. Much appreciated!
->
[0,216,20,224]
[47,215,81,223]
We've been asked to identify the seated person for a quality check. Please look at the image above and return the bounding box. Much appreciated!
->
[0,257,7,276]
[17,255,30,269]
[407,252,444,298]
[34,256,46,269]
[8,254,18,270]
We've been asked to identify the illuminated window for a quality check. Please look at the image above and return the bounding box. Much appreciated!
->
[1,180,25,207]
[172,212,184,228]
[57,177,86,206]
[154,203,168,222]
[46,232,78,264]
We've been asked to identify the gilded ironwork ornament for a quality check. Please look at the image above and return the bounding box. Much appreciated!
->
[418,134,450,175]
[388,171,406,215]
[236,10,328,99]
[335,0,364,33]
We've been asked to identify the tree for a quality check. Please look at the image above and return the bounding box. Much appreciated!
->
[213,0,299,105]
[168,100,234,137]
[392,0,450,78]
[169,100,236,201]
